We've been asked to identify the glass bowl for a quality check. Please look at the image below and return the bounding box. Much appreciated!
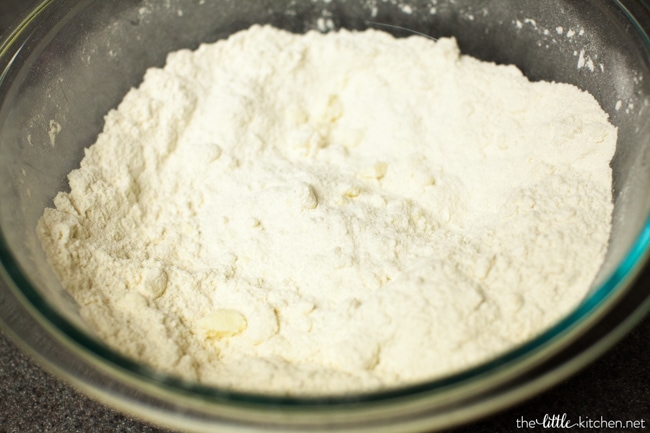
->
[1,0,650,432]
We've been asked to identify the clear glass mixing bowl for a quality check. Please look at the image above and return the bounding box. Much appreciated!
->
[1,1,650,432]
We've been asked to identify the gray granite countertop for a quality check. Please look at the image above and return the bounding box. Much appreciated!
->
[1,1,648,432]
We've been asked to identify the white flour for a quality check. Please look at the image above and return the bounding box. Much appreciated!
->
[38,25,616,394]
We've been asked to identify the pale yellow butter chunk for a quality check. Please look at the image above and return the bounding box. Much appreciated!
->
[196,309,248,339]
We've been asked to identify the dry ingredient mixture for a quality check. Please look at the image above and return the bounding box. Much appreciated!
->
[38,25,616,394]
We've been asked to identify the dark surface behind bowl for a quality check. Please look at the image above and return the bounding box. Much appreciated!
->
[0,1,648,432]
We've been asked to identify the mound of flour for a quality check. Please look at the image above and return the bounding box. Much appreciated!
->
[38,25,616,394]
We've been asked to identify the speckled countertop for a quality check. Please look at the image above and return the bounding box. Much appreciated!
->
[0,2,649,432]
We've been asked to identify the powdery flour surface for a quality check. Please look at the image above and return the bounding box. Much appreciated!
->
[38,25,616,394]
